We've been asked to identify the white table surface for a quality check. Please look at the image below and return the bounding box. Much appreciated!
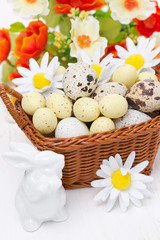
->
[1,2,160,239]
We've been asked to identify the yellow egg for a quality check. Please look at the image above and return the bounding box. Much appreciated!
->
[137,72,158,82]
[99,94,128,119]
[111,64,137,88]
[73,97,100,122]
[46,92,73,119]
[90,117,115,134]
[33,108,57,134]
[22,92,46,116]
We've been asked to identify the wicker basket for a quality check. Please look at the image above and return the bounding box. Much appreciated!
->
[0,83,160,189]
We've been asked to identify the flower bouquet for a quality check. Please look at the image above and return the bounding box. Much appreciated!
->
[1,0,160,188]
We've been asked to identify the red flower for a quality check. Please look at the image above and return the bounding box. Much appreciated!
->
[0,29,11,64]
[14,20,48,67]
[54,0,106,14]
[8,72,22,82]
[101,40,127,60]
[134,6,160,37]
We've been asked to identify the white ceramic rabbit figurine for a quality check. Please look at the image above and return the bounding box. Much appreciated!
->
[2,142,67,232]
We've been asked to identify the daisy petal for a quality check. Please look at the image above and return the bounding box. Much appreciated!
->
[106,196,117,212]
[115,154,123,167]
[130,196,142,208]
[101,164,113,176]
[132,174,153,183]
[124,151,135,169]
[12,77,29,85]
[48,56,60,75]
[146,38,156,52]
[131,181,146,190]
[129,188,144,200]
[115,45,130,59]
[79,49,91,64]
[120,191,130,208]
[96,169,107,178]
[110,188,119,200]
[141,188,152,197]
[126,37,136,53]
[91,178,111,188]
[102,159,110,166]
[94,187,112,201]
[29,58,40,72]
[17,67,32,77]
[119,192,127,212]
[40,52,49,72]
[120,167,128,176]
[109,156,119,171]
[130,161,149,174]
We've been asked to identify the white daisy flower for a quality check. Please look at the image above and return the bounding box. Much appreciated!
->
[114,36,160,73]
[13,52,63,98]
[78,48,117,85]
[9,0,49,18]
[107,0,156,24]
[91,151,153,212]
[70,16,107,59]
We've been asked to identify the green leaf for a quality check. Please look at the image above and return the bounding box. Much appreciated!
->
[99,17,122,43]
[42,0,61,28]
[2,56,17,83]
[10,22,26,32]
[59,17,71,36]
[109,31,126,45]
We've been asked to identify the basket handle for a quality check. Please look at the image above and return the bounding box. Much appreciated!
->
[0,83,26,129]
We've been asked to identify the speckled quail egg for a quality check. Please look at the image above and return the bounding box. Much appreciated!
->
[22,92,46,115]
[90,117,115,134]
[114,109,151,128]
[33,108,57,134]
[62,62,98,100]
[73,97,100,122]
[46,92,73,119]
[55,117,89,138]
[99,94,128,119]
[126,79,160,113]
[92,82,127,102]
[111,64,137,88]
[137,72,158,82]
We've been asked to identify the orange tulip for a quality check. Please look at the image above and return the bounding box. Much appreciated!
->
[54,0,106,14]
[0,29,11,64]
[14,20,48,67]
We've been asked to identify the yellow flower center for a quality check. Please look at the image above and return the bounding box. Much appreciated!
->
[77,35,91,49]
[111,169,131,190]
[25,0,37,3]
[33,73,51,90]
[124,0,139,11]
[91,64,103,78]
[125,54,145,71]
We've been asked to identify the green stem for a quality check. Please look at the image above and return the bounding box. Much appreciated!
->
[6,59,14,67]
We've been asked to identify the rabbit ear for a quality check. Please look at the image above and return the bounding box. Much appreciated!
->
[2,152,32,170]
[10,142,37,155]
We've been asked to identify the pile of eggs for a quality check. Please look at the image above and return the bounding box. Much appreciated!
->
[21,62,160,138]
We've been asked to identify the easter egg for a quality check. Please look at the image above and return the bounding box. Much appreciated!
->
[33,108,57,134]
[73,97,100,122]
[111,64,137,88]
[55,117,89,138]
[46,92,73,119]
[99,94,128,119]
[90,117,115,134]
[137,72,158,82]
[22,92,46,115]
[62,62,98,100]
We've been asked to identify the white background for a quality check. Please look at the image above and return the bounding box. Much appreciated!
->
[1,1,160,239]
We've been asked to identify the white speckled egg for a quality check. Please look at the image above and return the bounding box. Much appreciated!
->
[90,117,115,134]
[114,109,151,128]
[62,62,98,100]
[55,117,89,138]
[137,72,158,82]
[92,82,127,102]
[126,79,160,112]
[46,92,73,119]
[73,97,100,122]
[22,92,46,115]
[33,108,57,134]
[111,64,137,88]
[99,94,128,119]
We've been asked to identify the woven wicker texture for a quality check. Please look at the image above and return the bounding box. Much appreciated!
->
[0,83,160,189]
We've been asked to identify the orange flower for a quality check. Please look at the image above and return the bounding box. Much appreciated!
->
[54,0,106,14]
[8,72,22,82]
[0,29,11,64]
[14,20,48,67]
[101,40,127,60]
